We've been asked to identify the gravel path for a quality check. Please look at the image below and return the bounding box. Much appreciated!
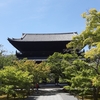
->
[25,88,78,100]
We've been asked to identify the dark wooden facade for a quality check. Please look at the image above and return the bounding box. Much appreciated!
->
[8,32,77,61]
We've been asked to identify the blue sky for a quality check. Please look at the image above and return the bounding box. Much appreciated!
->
[0,0,100,54]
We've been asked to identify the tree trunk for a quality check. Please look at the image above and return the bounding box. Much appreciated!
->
[82,94,84,100]
[7,93,9,100]
[82,95,84,100]
[93,87,99,100]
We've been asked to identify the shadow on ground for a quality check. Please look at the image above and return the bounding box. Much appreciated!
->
[25,87,64,100]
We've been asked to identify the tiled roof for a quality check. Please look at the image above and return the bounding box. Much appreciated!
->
[10,32,78,42]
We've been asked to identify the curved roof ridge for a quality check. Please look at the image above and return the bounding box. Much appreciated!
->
[22,32,77,35]
[8,32,78,42]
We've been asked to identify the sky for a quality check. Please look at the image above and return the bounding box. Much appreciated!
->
[0,0,100,54]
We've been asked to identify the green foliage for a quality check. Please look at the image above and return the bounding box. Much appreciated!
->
[0,66,33,98]
[67,8,100,58]
[32,62,50,83]
[66,8,100,100]
[0,85,15,95]
[0,44,50,98]
[3,55,17,66]
[47,52,64,77]
[47,52,80,85]
[12,59,50,83]
[92,74,100,87]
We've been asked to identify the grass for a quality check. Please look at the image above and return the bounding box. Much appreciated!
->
[0,94,27,100]
[63,86,100,100]
[0,89,34,100]
[75,94,100,100]
[0,95,18,100]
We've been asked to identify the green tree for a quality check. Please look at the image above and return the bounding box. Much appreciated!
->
[47,52,64,83]
[0,44,6,68]
[0,44,17,68]
[12,59,50,84]
[3,54,17,66]
[0,66,33,99]
[67,8,100,100]
[47,52,78,83]
[67,8,100,57]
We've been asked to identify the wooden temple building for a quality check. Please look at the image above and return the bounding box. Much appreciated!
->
[8,32,77,62]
